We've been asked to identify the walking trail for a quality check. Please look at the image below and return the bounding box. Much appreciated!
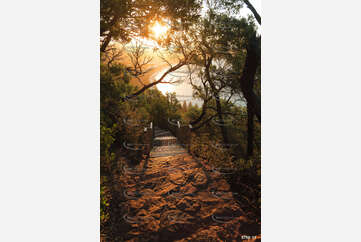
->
[118,127,260,241]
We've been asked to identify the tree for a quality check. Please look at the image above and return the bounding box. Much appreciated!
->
[166,8,260,157]
[216,0,261,25]
[182,100,188,112]
[204,10,261,157]
[188,101,193,110]
[100,0,202,52]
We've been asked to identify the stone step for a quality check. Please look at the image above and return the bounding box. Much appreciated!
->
[150,144,187,157]
[151,128,188,156]
[155,132,173,138]
[154,136,177,146]
[154,130,173,136]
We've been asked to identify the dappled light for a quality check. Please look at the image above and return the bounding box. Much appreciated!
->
[150,21,169,39]
[101,0,261,241]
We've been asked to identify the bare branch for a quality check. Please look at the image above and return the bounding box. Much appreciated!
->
[243,0,261,25]
[122,60,187,102]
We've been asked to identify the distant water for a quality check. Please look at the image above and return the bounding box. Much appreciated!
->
[155,67,246,108]
[154,66,204,107]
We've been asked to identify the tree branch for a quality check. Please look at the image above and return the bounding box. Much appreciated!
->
[243,0,261,25]
[121,61,186,102]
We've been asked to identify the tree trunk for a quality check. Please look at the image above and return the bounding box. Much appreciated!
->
[251,90,261,122]
[247,100,254,157]
[215,94,229,144]
[239,35,260,157]
[239,36,261,122]
[190,102,207,126]
[204,56,229,144]
[243,0,261,25]
[101,33,112,52]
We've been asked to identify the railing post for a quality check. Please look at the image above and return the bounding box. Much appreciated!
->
[176,121,181,143]
[143,127,148,156]
[150,122,153,151]
[188,124,192,153]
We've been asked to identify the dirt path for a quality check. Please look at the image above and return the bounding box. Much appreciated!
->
[118,128,260,241]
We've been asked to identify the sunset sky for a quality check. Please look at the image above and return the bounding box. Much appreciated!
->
[119,0,261,105]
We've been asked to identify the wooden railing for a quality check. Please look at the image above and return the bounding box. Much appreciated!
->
[141,122,154,157]
[168,121,192,152]
[123,121,154,164]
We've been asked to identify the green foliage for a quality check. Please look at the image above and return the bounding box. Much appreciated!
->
[100,124,116,171]
[100,0,202,45]
[100,60,184,165]
[100,0,262,234]
[190,134,234,166]
[100,179,111,225]
[184,97,260,166]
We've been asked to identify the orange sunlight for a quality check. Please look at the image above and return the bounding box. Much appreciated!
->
[150,22,169,39]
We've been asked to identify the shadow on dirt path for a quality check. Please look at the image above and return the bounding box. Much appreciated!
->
[114,128,261,242]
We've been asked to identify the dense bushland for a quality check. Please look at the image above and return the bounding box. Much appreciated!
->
[100,0,262,239]
[182,103,261,221]
[100,60,185,233]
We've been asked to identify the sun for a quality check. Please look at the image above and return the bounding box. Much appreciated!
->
[151,22,169,39]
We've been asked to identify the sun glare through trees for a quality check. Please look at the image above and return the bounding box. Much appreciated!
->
[150,21,169,39]
[100,0,261,241]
